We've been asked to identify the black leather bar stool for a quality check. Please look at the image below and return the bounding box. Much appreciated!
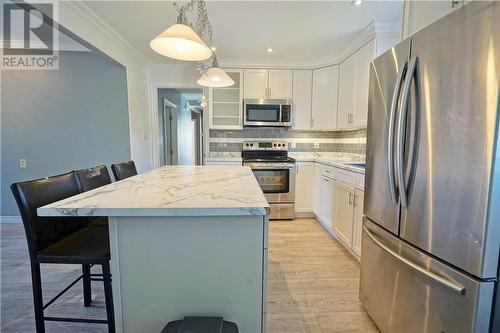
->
[11,172,115,333]
[73,165,112,228]
[110,160,137,181]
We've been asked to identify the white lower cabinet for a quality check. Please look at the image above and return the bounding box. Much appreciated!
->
[352,189,364,256]
[311,162,365,260]
[295,162,314,213]
[333,181,355,248]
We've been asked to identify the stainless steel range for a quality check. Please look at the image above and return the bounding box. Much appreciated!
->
[242,141,295,220]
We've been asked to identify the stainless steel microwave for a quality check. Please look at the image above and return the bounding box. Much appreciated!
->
[243,99,292,127]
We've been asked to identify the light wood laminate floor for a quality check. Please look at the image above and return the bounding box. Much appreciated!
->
[1,218,378,333]
[266,218,379,333]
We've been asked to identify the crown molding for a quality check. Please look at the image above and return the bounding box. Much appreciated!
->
[218,20,400,70]
[62,1,151,67]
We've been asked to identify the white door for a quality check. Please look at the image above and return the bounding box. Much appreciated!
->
[295,162,314,212]
[337,54,356,129]
[292,70,312,130]
[243,69,268,99]
[353,39,375,127]
[268,69,293,99]
[312,65,339,130]
[352,189,364,256]
[333,181,354,247]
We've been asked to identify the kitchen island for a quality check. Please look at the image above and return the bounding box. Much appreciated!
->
[38,166,269,333]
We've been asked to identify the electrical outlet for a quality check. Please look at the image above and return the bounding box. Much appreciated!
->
[314,142,320,149]
[290,142,296,149]
[19,159,27,168]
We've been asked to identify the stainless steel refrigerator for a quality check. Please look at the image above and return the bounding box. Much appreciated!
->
[361,1,500,332]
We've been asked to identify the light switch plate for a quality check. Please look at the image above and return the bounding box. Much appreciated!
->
[19,159,27,168]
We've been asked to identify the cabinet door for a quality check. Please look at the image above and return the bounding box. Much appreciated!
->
[312,65,339,130]
[243,69,268,99]
[320,176,334,228]
[269,69,293,99]
[333,181,354,247]
[292,70,312,129]
[352,189,364,257]
[402,0,462,39]
[295,162,314,212]
[209,69,243,129]
[353,39,375,127]
[337,54,356,129]
[312,164,323,216]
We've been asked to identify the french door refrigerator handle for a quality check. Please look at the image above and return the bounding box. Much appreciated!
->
[387,61,407,203]
[363,225,466,295]
[397,57,418,208]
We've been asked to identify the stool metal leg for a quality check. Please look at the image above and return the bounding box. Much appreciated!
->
[82,264,91,307]
[30,261,45,333]
[102,262,115,333]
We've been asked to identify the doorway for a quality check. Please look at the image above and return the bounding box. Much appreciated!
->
[159,99,176,166]
[156,88,203,166]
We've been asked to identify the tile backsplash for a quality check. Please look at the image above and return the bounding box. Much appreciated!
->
[209,128,366,155]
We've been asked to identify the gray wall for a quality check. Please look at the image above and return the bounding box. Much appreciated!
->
[1,50,130,216]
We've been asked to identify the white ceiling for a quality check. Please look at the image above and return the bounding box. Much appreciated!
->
[84,0,403,67]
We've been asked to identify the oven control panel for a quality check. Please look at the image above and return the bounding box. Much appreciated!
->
[242,141,288,151]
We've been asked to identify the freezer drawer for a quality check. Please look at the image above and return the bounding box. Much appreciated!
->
[360,218,494,333]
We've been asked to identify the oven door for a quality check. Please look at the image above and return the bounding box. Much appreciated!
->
[245,162,296,203]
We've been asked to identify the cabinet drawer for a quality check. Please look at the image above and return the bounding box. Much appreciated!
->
[334,168,358,187]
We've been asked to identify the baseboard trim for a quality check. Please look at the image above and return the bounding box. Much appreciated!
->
[0,216,22,224]
[294,211,314,218]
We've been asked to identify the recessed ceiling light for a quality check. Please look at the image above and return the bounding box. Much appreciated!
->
[267,48,274,53]
[210,46,216,51]
[352,0,362,6]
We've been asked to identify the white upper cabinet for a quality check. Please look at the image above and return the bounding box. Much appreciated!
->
[292,70,313,130]
[243,69,293,99]
[209,69,243,129]
[268,69,293,99]
[312,65,339,130]
[243,69,268,99]
[337,38,376,130]
[402,0,465,39]
[353,38,376,127]
[337,54,357,129]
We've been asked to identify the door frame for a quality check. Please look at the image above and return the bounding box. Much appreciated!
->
[160,98,177,166]
[149,83,199,168]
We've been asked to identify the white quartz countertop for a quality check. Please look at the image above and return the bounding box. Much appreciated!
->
[38,166,269,217]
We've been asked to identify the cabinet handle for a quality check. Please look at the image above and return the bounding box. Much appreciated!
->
[353,194,357,207]
[348,193,353,206]
[296,164,299,174]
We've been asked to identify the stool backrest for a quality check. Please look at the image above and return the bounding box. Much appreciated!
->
[111,160,137,181]
[11,172,88,258]
[74,165,112,192]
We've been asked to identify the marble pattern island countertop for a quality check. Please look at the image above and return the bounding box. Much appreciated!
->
[38,166,269,217]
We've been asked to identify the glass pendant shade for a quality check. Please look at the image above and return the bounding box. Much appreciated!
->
[150,22,212,61]
[197,66,234,87]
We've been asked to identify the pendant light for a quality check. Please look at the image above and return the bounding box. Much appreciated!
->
[197,56,234,88]
[150,1,213,61]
